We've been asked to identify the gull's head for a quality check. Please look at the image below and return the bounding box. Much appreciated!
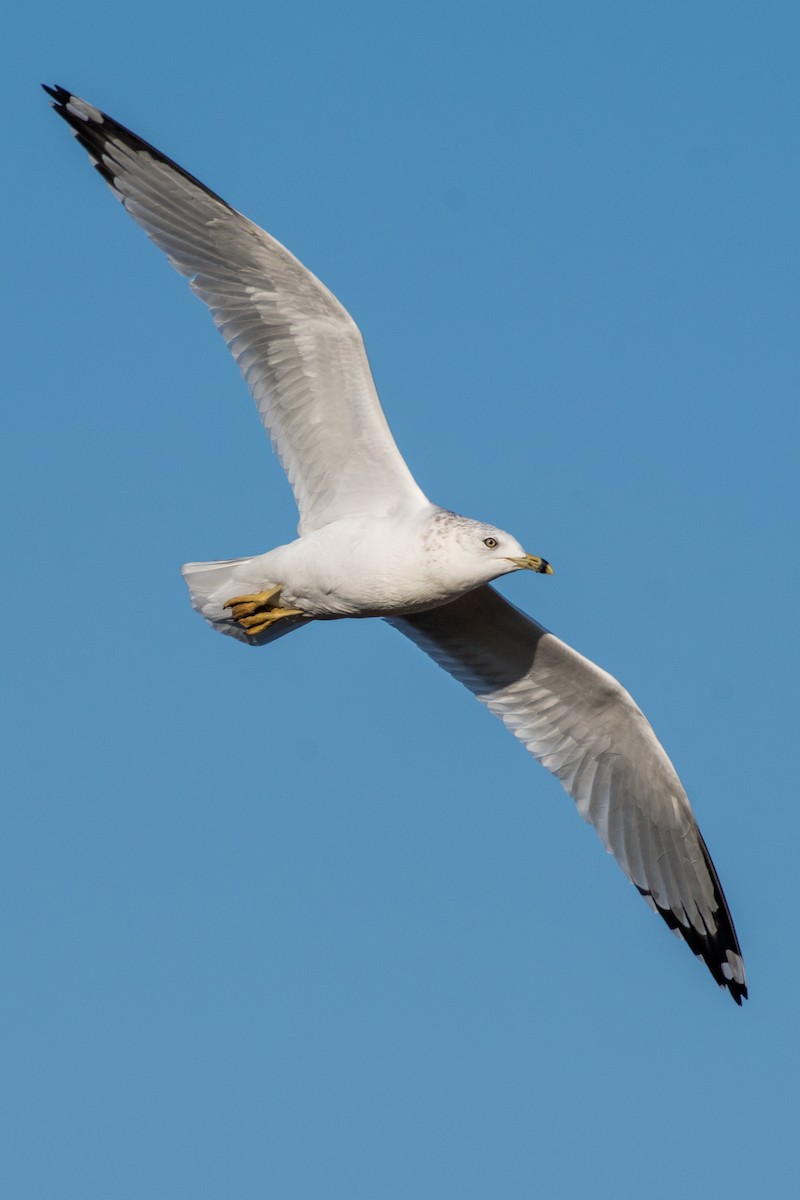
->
[422,509,553,593]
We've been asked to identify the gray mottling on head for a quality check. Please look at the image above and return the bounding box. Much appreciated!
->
[422,508,478,557]
[423,507,489,539]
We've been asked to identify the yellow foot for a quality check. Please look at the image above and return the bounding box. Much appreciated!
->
[223,587,306,637]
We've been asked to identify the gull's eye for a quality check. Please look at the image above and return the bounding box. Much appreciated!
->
[483,537,498,548]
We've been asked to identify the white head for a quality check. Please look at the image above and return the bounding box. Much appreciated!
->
[421,509,553,595]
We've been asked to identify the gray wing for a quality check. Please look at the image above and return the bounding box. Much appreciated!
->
[388,585,747,1003]
[45,86,428,534]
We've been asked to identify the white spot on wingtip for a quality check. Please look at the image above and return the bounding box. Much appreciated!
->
[66,96,103,123]
[723,951,746,985]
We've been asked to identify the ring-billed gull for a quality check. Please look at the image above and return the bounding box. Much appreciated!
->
[45,85,747,1003]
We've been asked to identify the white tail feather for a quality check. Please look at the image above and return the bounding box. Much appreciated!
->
[181,556,309,646]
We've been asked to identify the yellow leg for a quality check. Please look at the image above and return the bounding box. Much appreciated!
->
[223,587,306,637]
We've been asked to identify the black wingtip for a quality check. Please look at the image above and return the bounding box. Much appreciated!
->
[42,83,236,213]
[636,862,748,1006]
[42,84,74,109]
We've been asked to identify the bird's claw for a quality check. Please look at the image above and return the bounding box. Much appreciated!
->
[223,587,306,637]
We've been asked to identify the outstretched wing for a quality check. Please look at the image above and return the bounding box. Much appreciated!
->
[44,86,428,534]
[388,585,747,1003]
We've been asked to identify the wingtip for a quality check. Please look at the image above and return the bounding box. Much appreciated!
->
[42,83,69,104]
[722,976,747,1006]
[724,963,748,1006]
[635,881,748,1005]
[44,85,236,213]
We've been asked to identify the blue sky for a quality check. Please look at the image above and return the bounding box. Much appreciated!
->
[4,2,799,1195]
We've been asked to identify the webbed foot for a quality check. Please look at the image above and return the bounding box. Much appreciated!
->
[223,586,306,637]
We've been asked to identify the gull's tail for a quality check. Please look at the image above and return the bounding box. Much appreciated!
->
[181,556,310,647]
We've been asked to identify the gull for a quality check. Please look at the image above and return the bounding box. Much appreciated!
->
[44,85,747,1003]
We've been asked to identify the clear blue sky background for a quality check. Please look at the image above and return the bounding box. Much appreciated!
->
[4,2,798,1196]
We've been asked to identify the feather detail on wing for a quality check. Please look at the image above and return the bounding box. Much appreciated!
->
[44,85,428,533]
[388,585,747,1003]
